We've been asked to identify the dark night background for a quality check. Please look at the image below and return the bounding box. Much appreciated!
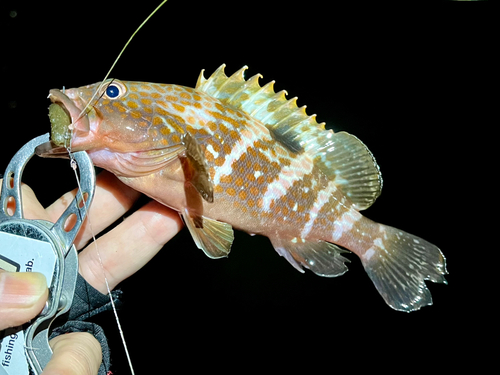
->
[1,1,492,373]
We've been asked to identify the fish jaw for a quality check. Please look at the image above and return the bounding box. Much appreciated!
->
[48,88,102,151]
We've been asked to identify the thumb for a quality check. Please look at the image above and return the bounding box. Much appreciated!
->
[43,332,102,375]
[0,270,48,329]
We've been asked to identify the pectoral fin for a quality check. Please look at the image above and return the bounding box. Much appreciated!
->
[179,132,213,203]
[178,132,214,228]
[181,211,234,259]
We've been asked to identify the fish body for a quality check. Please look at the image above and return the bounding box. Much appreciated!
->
[46,65,447,312]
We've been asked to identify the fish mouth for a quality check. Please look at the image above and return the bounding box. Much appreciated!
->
[36,89,90,158]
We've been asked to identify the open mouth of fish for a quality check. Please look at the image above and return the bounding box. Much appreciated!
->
[36,89,90,158]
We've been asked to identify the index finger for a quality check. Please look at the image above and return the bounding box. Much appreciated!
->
[44,171,141,249]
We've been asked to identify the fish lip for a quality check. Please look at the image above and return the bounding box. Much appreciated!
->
[35,140,69,158]
[48,88,90,136]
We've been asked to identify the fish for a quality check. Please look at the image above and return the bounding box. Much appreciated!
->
[40,64,447,312]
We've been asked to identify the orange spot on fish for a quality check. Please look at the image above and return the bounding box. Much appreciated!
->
[220,175,232,184]
[172,103,185,113]
[130,111,142,119]
[229,130,239,140]
[223,143,231,154]
[215,103,225,112]
[166,118,184,133]
[160,126,171,135]
[156,107,168,116]
[226,187,236,196]
[249,186,259,196]
[209,167,216,180]
[215,185,223,193]
[165,95,178,102]
[193,94,202,101]
[239,190,247,200]
[279,157,291,167]
[151,92,162,99]
[235,177,244,187]
[246,173,256,182]
[207,110,241,129]
[215,156,225,167]
[141,98,152,106]
[151,84,166,93]
[187,116,196,125]
[207,121,217,132]
[112,102,126,112]
[171,134,181,143]
[205,150,214,163]
[219,123,229,134]
[127,101,139,109]
[128,93,139,100]
[180,92,191,100]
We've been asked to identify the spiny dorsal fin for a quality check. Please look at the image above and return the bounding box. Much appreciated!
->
[196,65,382,210]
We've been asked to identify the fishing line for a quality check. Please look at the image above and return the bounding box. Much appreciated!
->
[68,155,136,374]
[71,0,169,128]
[62,2,169,374]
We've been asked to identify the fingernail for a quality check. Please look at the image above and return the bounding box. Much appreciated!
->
[0,271,47,308]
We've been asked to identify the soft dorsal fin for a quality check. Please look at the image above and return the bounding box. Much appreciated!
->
[196,65,382,210]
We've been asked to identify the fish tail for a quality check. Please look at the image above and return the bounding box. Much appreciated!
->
[354,222,447,312]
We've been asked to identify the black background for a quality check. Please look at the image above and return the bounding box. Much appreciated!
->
[1,1,492,373]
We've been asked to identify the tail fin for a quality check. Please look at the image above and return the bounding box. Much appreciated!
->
[360,225,447,312]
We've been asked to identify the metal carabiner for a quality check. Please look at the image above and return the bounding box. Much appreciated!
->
[0,133,95,375]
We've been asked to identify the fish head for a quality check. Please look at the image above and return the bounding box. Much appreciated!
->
[45,79,186,178]
[48,79,163,152]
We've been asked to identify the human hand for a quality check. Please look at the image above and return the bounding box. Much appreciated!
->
[0,170,183,374]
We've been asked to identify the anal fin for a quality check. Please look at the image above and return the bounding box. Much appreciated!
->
[269,237,351,277]
[181,211,234,259]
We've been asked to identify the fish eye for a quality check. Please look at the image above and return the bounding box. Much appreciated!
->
[101,79,127,100]
[106,84,120,98]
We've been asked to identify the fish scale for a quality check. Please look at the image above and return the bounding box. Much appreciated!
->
[44,64,447,312]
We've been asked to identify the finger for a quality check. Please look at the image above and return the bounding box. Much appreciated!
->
[78,200,183,294]
[45,171,141,249]
[0,180,48,220]
[43,332,102,375]
[21,183,49,220]
[0,271,48,329]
